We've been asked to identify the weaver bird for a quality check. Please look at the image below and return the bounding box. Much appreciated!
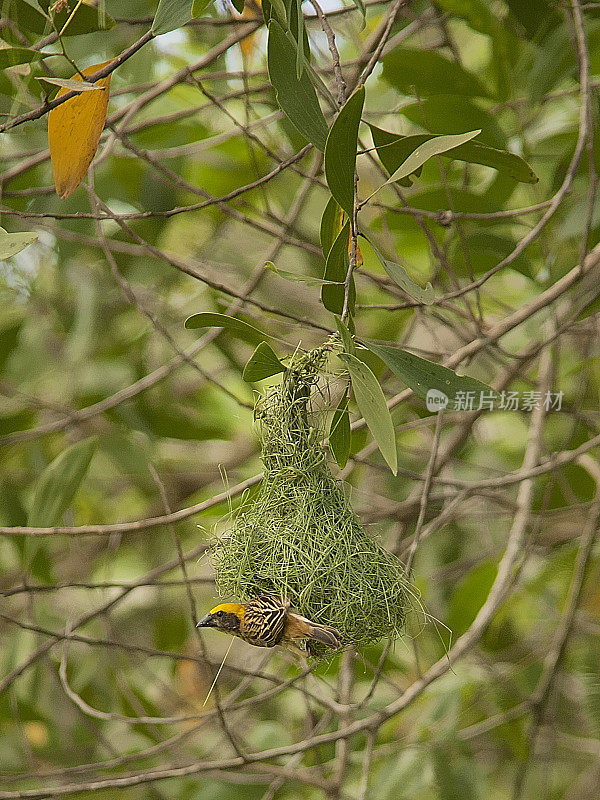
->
[197,594,343,656]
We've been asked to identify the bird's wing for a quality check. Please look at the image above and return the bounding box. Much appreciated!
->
[242,595,289,647]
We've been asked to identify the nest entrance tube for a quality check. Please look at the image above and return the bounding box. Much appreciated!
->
[212,350,411,654]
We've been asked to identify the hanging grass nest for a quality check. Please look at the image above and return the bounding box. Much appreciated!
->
[212,347,413,652]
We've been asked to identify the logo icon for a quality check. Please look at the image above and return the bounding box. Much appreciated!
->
[426,388,449,412]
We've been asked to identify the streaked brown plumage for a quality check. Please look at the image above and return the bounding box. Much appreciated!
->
[197,594,343,655]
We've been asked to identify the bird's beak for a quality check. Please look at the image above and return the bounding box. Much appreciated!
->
[196,614,215,628]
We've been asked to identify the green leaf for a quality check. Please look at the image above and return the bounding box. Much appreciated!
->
[39,0,115,35]
[265,261,336,286]
[0,319,23,374]
[287,0,311,61]
[321,221,355,315]
[265,0,287,25]
[192,0,213,15]
[397,96,506,148]
[505,0,561,39]
[362,341,497,412]
[295,0,304,78]
[382,48,490,98]
[370,126,538,184]
[28,438,97,527]
[384,130,481,186]
[448,560,497,634]
[0,226,38,260]
[433,0,496,35]
[267,19,328,152]
[319,196,343,259]
[0,47,53,70]
[36,76,106,92]
[361,236,435,305]
[0,409,34,438]
[338,353,397,474]
[184,312,271,343]
[242,342,286,381]
[0,478,27,527]
[527,24,575,104]
[334,315,355,355]
[324,86,365,217]
[329,392,351,469]
[6,0,50,35]
[448,232,532,278]
[369,124,421,187]
[152,0,194,34]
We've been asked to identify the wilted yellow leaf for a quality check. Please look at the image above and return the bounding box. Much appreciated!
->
[48,61,113,200]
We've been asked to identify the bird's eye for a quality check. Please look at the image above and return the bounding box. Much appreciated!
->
[216,610,223,618]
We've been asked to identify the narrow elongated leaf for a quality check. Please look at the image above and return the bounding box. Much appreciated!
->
[321,221,355,314]
[0,47,53,70]
[329,392,351,468]
[363,341,497,411]
[295,0,304,78]
[184,312,271,343]
[334,315,355,355]
[265,261,335,286]
[288,0,311,62]
[28,438,97,527]
[385,130,481,185]
[369,125,422,186]
[48,61,113,200]
[242,342,286,381]
[320,196,343,259]
[267,19,328,152]
[370,126,538,184]
[325,86,365,217]
[38,76,106,92]
[382,48,489,98]
[361,236,434,305]
[0,227,38,260]
[266,0,287,25]
[339,353,397,474]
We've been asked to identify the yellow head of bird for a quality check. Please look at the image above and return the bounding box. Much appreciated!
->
[197,602,244,634]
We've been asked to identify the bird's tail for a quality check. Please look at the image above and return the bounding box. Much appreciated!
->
[308,622,343,649]
[288,612,343,649]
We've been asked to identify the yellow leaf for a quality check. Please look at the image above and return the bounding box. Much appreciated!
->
[48,61,113,200]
